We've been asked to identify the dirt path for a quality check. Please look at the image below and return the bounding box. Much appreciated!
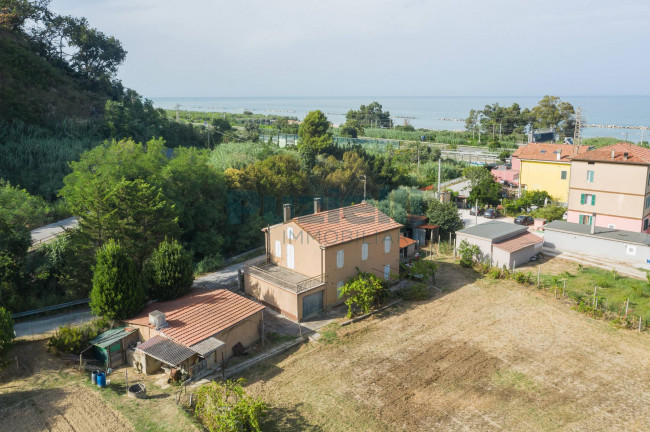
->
[242,261,650,431]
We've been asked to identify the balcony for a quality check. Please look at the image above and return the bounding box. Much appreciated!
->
[243,257,324,294]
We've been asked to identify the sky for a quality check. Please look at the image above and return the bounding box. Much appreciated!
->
[51,0,650,98]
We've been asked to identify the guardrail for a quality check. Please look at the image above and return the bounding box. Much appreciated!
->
[12,299,90,319]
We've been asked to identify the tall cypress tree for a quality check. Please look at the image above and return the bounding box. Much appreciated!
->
[144,238,193,301]
[90,239,144,319]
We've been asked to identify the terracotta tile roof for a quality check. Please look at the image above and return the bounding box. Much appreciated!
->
[493,232,543,253]
[292,203,402,247]
[127,290,264,347]
[399,235,416,248]
[570,142,650,165]
[515,143,589,162]
[420,185,435,191]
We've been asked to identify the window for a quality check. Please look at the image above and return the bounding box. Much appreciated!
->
[275,240,281,258]
[337,281,344,298]
[384,236,391,253]
[647,173,650,186]
[586,170,594,183]
[287,227,293,240]
[286,244,294,269]
[645,218,649,231]
[560,170,567,180]
[578,214,593,225]
[645,196,650,209]
[383,265,391,280]
[361,243,368,260]
[336,250,344,268]
[580,194,596,205]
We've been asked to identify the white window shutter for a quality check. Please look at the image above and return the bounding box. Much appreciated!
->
[361,243,368,260]
[384,236,391,253]
[275,240,281,258]
[337,250,344,268]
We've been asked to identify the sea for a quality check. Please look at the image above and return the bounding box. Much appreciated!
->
[151,96,650,141]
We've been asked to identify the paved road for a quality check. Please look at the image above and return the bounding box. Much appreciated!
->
[459,208,515,228]
[30,217,78,246]
[447,179,471,196]
[14,255,265,338]
[14,307,93,338]
[193,255,264,290]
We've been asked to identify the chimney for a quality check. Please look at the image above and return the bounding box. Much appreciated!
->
[314,198,321,214]
[590,213,596,235]
[556,149,562,161]
[611,149,615,159]
[283,204,291,223]
[624,152,629,161]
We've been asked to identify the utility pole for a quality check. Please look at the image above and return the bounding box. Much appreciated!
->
[573,107,582,148]
[475,199,479,226]
[359,175,367,203]
[175,103,180,122]
[437,158,442,197]
[417,143,420,175]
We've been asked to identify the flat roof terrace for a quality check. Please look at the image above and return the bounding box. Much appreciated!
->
[243,258,324,294]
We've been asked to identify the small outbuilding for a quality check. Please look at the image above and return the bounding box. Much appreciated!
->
[543,220,650,268]
[455,221,543,268]
[399,235,417,260]
[89,327,139,368]
[125,289,265,378]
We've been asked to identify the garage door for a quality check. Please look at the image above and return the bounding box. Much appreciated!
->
[302,291,323,319]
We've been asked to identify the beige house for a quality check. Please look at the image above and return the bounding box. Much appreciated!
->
[244,200,402,321]
[124,290,264,378]
[567,143,650,233]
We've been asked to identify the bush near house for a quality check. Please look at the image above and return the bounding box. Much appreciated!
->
[194,379,268,432]
[339,270,390,318]
[47,317,112,355]
[457,240,481,267]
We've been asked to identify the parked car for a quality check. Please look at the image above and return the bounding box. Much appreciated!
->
[514,215,534,225]
[469,207,484,216]
[562,212,568,220]
[499,180,512,187]
[484,208,500,219]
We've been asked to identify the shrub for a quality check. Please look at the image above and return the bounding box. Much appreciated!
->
[339,270,389,318]
[511,272,533,285]
[194,379,267,432]
[47,318,112,354]
[487,267,503,279]
[194,254,224,276]
[90,239,145,320]
[144,238,193,301]
[458,240,481,267]
[398,282,430,301]
[0,307,15,359]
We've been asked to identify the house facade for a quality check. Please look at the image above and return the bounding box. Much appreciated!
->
[244,201,402,321]
[516,142,589,202]
[567,143,650,233]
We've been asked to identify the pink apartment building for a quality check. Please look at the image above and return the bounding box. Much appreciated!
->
[567,143,650,233]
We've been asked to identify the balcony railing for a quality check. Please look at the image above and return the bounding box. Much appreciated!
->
[243,258,324,294]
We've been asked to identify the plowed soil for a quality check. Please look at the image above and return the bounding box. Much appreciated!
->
[243,259,650,431]
[0,385,132,432]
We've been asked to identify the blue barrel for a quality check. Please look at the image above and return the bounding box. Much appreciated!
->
[91,370,99,385]
[97,372,106,388]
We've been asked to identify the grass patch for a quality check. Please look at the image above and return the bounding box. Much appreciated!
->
[319,323,340,345]
[540,267,650,322]
[397,282,431,301]
[492,369,538,392]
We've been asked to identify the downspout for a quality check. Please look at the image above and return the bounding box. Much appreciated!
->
[265,225,271,264]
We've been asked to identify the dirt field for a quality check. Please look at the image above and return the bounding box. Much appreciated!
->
[242,259,650,431]
[0,340,197,432]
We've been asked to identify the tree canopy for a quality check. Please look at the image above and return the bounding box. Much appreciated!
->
[346,102,392,128]
[426,200,464,235]
[144,239,193,301]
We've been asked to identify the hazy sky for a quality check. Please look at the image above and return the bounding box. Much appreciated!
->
[52,0,650,98]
